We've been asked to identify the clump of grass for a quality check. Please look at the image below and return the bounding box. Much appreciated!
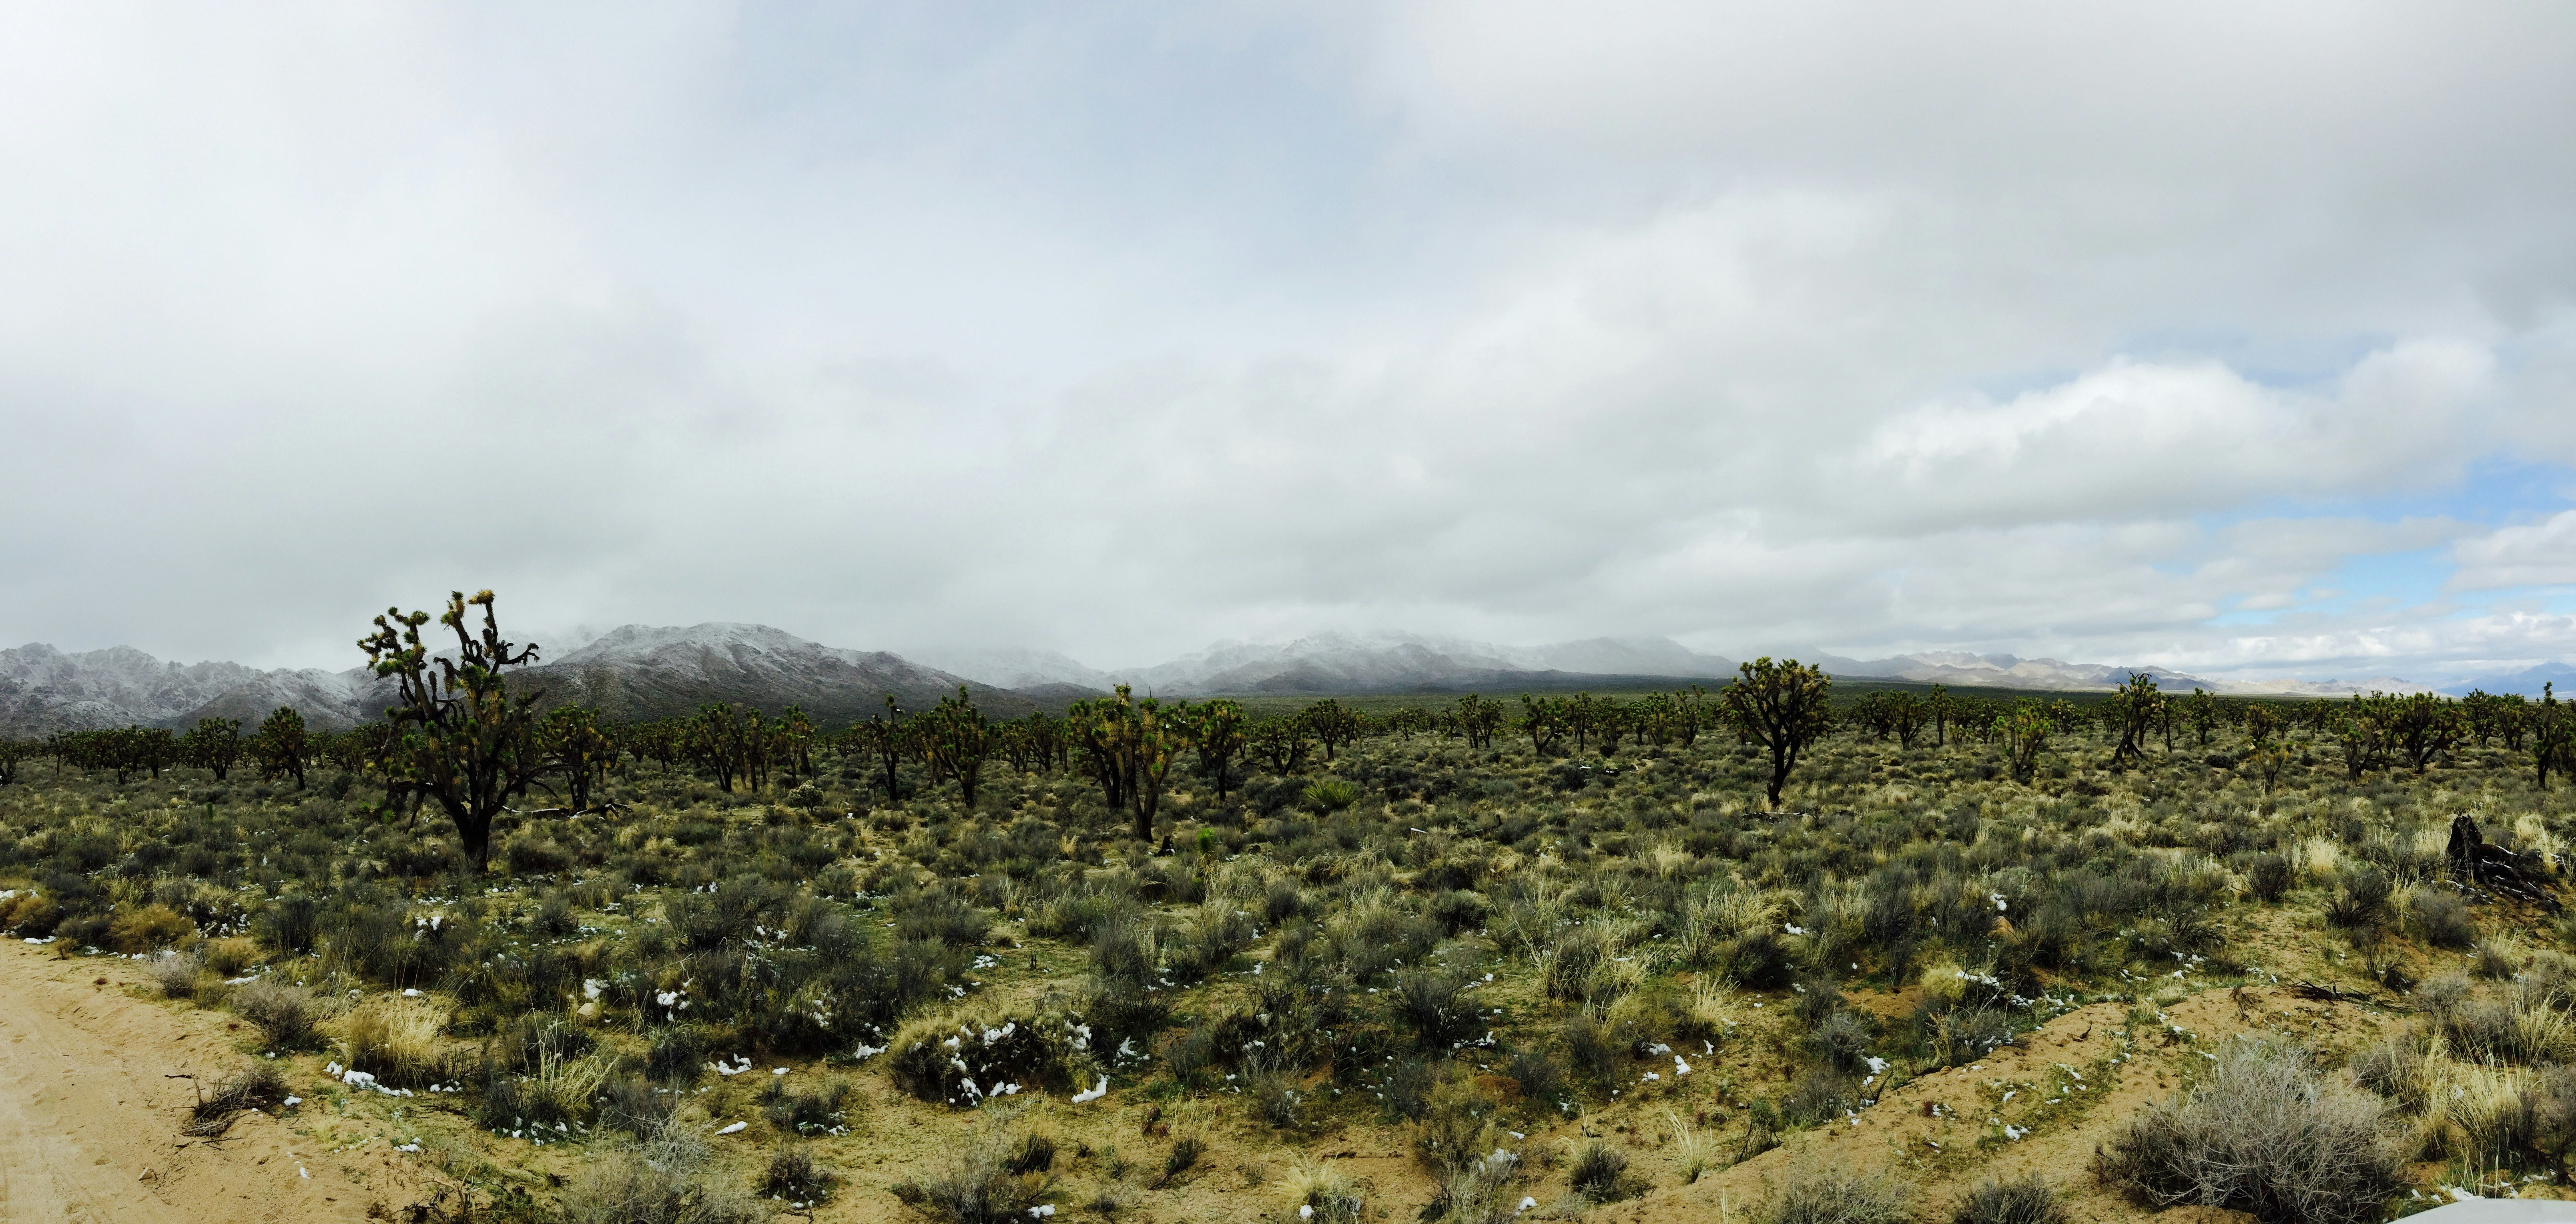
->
[108,903,195,952]
[600,1076,682,1140]
[2095,1035,2400,1224]
[757,1146,836,1205]
[1276,1160,1366,1224]
[561,1128,763,1224]
[885,1012,1073,1106]
[2408,889,2476,949]
[337,993,452,1086]
[1950,1174,2067,1224]
[1157,1135,1205,1186]
[756,1078,851,1136]
[1663,1108,1714,1185]
[200,936,261,977]
[2476,935,2526,980]
[2246,853,2294,903]
[891,1139,1054,1223]
[1003,1132,1057,1175]
[230,979,321,1049]
[144,950,204,998]
[1763,1169,1908,1224]
[1568,1140,1635,1202]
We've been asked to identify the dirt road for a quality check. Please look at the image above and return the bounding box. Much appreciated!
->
[0,940,416,1224]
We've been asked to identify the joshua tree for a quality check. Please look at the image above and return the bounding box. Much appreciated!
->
[1187,698,1247,801]
[921,687,996,807]
[854,698,909,800]
[2385,691,2464,773]
[359,590,554,871]
[252,706,309,788]
[1453,693,1505,750]
[2539,684,2575,792]
[687,703,748,793]
[1674,684,1710,747]
[1067,686,1190,839]
[1997,702,2053,785]
[1303,699,1366,761]
[2108,673,2161,771]
[1886,692,1928,751]
[2337,702,2387,783]
[1247,714,1312,775]
[2183,688,2218,746]
[1517,694,1565,757]
[540,704,617,812]
[1719,657,1833,811]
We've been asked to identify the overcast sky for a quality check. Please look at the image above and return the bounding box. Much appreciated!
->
[7,2,2576,681]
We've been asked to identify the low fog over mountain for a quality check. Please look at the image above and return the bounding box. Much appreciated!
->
[2,621,2522,735]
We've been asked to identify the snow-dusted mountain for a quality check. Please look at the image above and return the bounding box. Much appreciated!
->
[0,623,1049,734]
[15,621,2503,735]
[1808,650,2437,696]
[1072,632,1737,696]
[0,643,387,734]
[518,624,1035,723]
[908,646,1113,692]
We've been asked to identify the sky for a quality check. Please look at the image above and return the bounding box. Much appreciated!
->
[6,2,2576,683]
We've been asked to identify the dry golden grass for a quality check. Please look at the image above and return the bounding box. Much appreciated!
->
[335,993,453,1085]
[199,936,261,977]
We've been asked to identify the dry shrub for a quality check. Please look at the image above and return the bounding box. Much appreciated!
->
[1950,1174,2066,1224]
[2407,889,2476,949]
[2095,1035,2400,1224]
[1568,1140,1637,1202]
[337,994,453,1086]
[109,903,195,952]
[201,936,262,977]
[885,1012,1075,1107]
[757,1146,837,1205]
[890,1138,1054,1223]
[1425,1150,1522,1224]
[144,951,204,998]
[186,1062,289,1137]
[231,979,321,1049]
[1763,1169,1908,1224]
[561,1128,762,1224]
[1276,1160,1365,1224]
[1412,1074,1503,1175]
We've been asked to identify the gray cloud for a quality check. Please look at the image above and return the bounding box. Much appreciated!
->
[3,2,2574,678]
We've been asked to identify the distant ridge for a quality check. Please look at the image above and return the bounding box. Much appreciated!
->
[10,622,2510,736]
[1806,650,2438,697]
[2437,662,2576,699]
[520,623,1036,724]
[0,624,1054,734]
[929,632,1739,697]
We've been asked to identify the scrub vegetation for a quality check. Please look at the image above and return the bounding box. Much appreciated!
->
[7,592,2576,1221]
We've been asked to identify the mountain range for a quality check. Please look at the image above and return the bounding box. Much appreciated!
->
[7,621,2565,736]
[0,624,1035,736]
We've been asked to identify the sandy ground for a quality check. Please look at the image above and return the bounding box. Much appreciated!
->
[0,939,430,1224]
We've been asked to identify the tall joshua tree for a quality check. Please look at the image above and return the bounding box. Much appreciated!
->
[253,707,309,788]
[920,686,996,807]
[540,704,617,812]
[360,590,554,870]
[1719,657,1833,811]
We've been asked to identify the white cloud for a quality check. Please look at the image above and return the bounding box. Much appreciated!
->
[2452,511,2576,591]
[0,3,2573,677]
